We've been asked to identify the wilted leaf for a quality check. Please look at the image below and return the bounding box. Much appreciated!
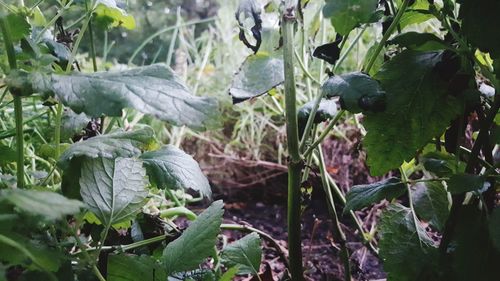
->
[344,177,406,212]
[313,34,342,65]
[94,0,136,30]
[79,157,148,227]
[235,0,262,53]
[33,64,220,131]
[221,232,262,275]
[323,0,378,35]
[322,72,385,113]
[412,182,449,231]
[108,254,166,281]
[379,204,438,281]
[447,174,488,194]
[163,200,224,274]
[0,189,84,221]
[140,145,211,198]
[230,54,284,103]
[364,51,464,175]
[58,127,155,170]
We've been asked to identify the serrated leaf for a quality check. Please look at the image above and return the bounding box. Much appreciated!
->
[364,51,463,175]
[323,0,378,35]
[80,157,148,227]
[490,207,500,252]
[94,0,136,30]
[298,99,338,136]
[447,174,487,194]
[140,145,211,198]
[322,72,385,113]
[344,177,406,212]
[412,182,449,231]
[221,232,262,275]
[58,127,155,170]
[33,64,220,131]
[458,0,500,59]
[379,204,438,281]
[230,54,284,104]
[163,200,224,274]
[388,32,450,51]
[0,189,84,221]
[108,254,166,281]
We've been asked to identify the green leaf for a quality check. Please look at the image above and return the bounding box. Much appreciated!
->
[322,72,385,113]
[298,99,338,136]
[219,267,239,281]
[230,54,284,103]
[4,13,30,42]
[79,157,148,227]
[221,232,262,275]
[94,0,136,30]
[33,64,220,131]
[163,200,224,274]
[447,174,487,194]
[364,51,463,175]
[323,0,378,35]
[344,177,406,212]
[60,110,90,141]
[379,204,438,281]
[108,254,166,281]
[388,32,450,51]
[412,182,449,231]
[0,189,83,221]
[140,145,211,198]
[58,127,155,170]
[399,10,433,29]
[489,207,500,252]
[458,0,500,59]
[420,151,465,177]
[0,145,16,165]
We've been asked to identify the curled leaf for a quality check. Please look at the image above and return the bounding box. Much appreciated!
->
[236,0,263,53]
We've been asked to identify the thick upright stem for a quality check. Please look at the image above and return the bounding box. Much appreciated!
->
[1,17,24,188]
[282,2,304,280]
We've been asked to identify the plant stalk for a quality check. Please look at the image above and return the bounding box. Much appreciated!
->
[282,2,304,280]
[1,17,25,188]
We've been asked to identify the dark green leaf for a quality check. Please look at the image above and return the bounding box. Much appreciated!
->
[163,200,224,274]
[79,157,148,226]
[61,110,90,141]
[323,0,379,35]
[490,207,500,251]
[364,51,463,175]
[0,145,16,165]
[94,0,136,30]
[108,254,166,281]
[412,182,449,231]
[230,54,284,103]
[379,204,438,281]
[420,151,465,177]
[58,127,155,170]
[140,145,211,198]
[459,0,500,58]
[447,174,487,194]
[388,32,450,51]
[33,64,220,131]
[313,35,342,65]
[221,232,262,275]
[322,72,385,113]
[298,99,338,136]
[344,177,406,212]
[5,13,30,42]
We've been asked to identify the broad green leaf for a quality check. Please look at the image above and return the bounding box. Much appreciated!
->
[94,0,136,30]
[323,0,378,35]
[58,127,155,170]
[447,174,487,194]
[364,51,463,175]
[388,32,450,51]
[412,182,449,231]
[322,72,385,113]
[163,200,224,274]
[0,145,16,165]
[79,157,148,227]
[108,254,166,281]
[33,64,220,131]
[490,207,500,251]
[399,10,433,29]
[140,145,211,198]
[221,232,262,275]
[230,53,284,104]
[420,151,465,177]
[0,189,83,221]
[60,110,90,141]
[4,13,30,42]
[344,177,406,212]
[298,99,338,136]
[458,0,500,59]
[379,204,438,281]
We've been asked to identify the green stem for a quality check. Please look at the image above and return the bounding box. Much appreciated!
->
[72,229,107,281]
[1,17,25,188]
[400,167,425,247]
[304,110,346,157]
[54,103,63,159]
[333,26,367,73]
[364,0,410,73]
[282,2,304,280]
